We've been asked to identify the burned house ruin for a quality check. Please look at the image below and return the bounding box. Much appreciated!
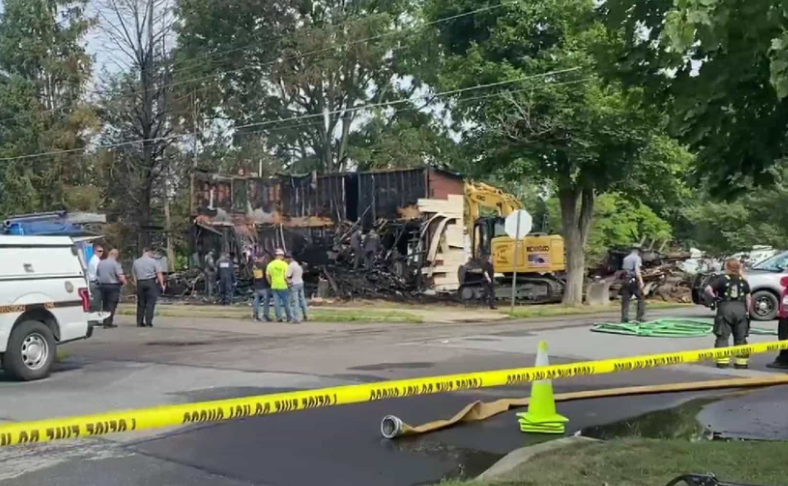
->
[190,167,469,298]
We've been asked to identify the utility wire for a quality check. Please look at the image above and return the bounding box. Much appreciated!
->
[0,3,508,126]
[0,76,590,169]
[0,67,583,163]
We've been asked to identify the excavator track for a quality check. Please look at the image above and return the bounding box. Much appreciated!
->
[458,275,565,304]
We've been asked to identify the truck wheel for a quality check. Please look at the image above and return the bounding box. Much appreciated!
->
[3,321,56,381]
[751,290,779,322]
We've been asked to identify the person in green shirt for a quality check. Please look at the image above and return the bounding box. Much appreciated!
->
[266,249,293,322]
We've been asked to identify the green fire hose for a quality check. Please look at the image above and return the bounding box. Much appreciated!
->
[591,319,777,338]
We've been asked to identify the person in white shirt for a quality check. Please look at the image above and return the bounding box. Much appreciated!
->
[88,244,104,311]
[286,255,308,322]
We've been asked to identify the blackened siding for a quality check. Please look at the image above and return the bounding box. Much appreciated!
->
[249,178,280,215]
[357,169,428,227]
[281,173,346,220]
[192,173,234,215]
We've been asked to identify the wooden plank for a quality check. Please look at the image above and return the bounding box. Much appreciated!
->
[417,198,463,214]
[434,284,460,292]
[440,234,450,255]
[426,216,451,278]
[444,226,465,247]
[422,265,464,275]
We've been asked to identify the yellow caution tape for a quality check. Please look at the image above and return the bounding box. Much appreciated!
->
[2,340,787,447]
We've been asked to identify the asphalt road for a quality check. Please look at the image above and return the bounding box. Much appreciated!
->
[1,306,786,486]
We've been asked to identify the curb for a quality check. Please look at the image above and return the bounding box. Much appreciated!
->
[477,436,599,480]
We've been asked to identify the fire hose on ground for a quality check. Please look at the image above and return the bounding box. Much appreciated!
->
[591,319,777,338]
[380,375,788,438]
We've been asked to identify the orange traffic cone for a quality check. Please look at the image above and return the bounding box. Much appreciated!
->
[517,340,568,434]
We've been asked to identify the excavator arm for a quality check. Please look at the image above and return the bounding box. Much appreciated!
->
[463,181,524,235]
[458,180,565,305]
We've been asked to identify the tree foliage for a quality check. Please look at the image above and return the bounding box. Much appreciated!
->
[175,0,443,172]
[604,0,788,194]
[675,165,788,255]
[0,0,96,215]
[424,0,689,303]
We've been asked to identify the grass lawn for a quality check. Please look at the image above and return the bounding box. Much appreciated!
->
[507,302,693,319]
[116,304,424,323]
[444,438,788,486]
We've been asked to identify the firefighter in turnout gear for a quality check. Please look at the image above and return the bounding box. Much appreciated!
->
[705,259,752,369]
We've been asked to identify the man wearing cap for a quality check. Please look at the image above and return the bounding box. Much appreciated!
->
[132,247,166,327]
[286,254,308,322]
[621,244,646,323]
[267,249,293,322]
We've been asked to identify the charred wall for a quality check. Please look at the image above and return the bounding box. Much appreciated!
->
[192,168,464,226]
[192,174,234,217]
[281,173,346,220]
[357,168,427,227]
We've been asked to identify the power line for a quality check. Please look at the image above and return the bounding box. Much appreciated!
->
[0,67,583,162]
[0,3,508,126]
[0,76,591,170]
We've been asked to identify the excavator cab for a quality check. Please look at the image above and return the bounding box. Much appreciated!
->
[470,216,565,274]
[471,216,500,259]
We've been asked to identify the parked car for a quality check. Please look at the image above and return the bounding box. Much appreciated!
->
[0,235,95,380]
[691,250,788,321]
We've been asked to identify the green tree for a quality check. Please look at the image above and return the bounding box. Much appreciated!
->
[604,0,788,193]
[425,0,689,304]
[675,167,788,255]
[175,0,451,173]
[347,107,462,171]
[585,193,673,266]
[0,0,96,215]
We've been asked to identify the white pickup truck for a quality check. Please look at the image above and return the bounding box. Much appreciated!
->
[0,235,96,380]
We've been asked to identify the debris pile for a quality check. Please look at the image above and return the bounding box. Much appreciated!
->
[592,248,696,303]
[320,265,417,299]
[162,268,205,297]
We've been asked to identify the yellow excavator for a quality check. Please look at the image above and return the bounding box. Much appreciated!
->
[458,181,566,304]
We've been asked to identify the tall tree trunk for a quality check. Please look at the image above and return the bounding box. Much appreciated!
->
[559,185,595,306]
[138,181,152,250]
[163,170,175,272]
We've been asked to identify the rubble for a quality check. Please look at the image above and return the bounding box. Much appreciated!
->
[320,265,416,299]
[591,247,696,304]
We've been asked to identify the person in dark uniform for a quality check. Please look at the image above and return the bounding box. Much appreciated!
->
[96,249,126,328]
[132,248,166,327]
[705,259,751,369]
[217,252,234,305]
[351,228,364,270]
[620,244,645,323]
[363,229,381,270]
[768,317,788,369]
[482,255,496,309]
[203,250,217,299]
[253,255,272,321]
